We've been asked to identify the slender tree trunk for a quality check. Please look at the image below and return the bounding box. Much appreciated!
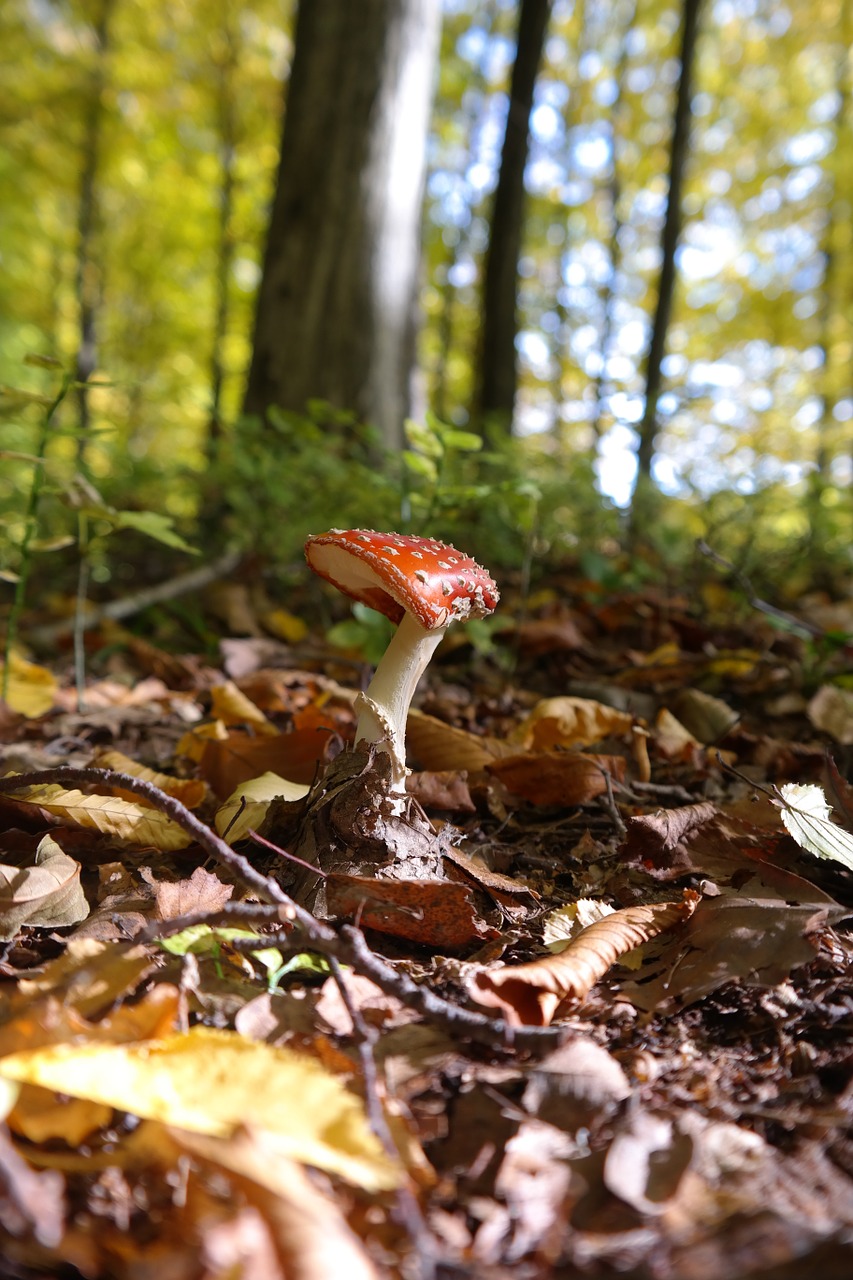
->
[244,0,440,450]
[474,0,552,434]
[628,0,702,532]
[74,0,113,467]
[590,0,636,444]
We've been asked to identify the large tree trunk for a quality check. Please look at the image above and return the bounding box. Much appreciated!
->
[474,0,552,434]
[243,0,440,450]
[628,0,702,533]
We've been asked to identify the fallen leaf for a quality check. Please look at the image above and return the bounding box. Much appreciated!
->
[325,873,499,949]
[406,708,510,772]
[522,1037,631,1131]
[406,769,476,813]
[807,685,853,745]
[510,697,633,751]
[487,751,626,807]
[669,688,739,742]
[92,748,208,808]
[215,771,310,845]
[0,652,57,718]
[0,1026,399,1190]
[172,1128,380,1280]
[200,728,335,795]
[15,939,157,1019]
[0,834,89,939]
[7,781,190,850]
[470,892,699,1025]
[154,865,233,919]
[776,782,853,871]
[210,680,278,735]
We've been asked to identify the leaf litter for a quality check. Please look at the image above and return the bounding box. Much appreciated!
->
[0,574,852,1278]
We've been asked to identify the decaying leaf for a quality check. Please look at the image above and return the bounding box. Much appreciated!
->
[215,771,310,844]
[406,707,511,773]
[153,865,233,919]
[0,1026,399,1190]
[7,781,190,850]
[0,834,89,939]
[776,782,853,871]
[471,891,700,1025]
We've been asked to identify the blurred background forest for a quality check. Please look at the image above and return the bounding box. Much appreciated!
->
[1,0,852,618]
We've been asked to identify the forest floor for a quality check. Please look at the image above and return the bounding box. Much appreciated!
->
[0,563,852,1279]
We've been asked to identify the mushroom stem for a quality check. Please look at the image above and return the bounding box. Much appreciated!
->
[354,610,447,791]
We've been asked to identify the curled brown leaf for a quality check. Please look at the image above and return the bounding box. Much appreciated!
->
[470,890,700,1026]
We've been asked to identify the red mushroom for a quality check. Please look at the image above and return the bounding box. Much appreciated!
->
[305,530,499,791]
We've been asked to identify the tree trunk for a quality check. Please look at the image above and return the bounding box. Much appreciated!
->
[628,0,702,531]
[243,0,440,450]
[474,0,552,434]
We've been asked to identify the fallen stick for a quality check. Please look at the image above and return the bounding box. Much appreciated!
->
[29,547,243,646]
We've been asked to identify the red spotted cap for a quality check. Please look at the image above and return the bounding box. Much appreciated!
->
[305,529,499,630]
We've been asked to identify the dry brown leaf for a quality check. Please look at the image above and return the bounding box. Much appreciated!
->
[210,680,278,735]
[406,707,511,773]
[9,781,191,850]
[15,939,157,1019]
[171,1128,380,1280]
[470,891,700,1025]
[406,769,476,813]
[487,751,626,807]
[92,748,208,808]
[199,727,335,796]
[510,696,634,751]
[154,866,233,920]
[0,834,89,940]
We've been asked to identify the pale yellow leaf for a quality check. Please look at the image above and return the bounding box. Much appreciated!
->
[176,718,229,763]
[215,772,309,845]
[807,685,853,746]
[261,608,309,644]
[0,1027,398,1190]
[8,783,190,850]
[210,681,277,736]
[0,652,57,718]
[92,749,207,808]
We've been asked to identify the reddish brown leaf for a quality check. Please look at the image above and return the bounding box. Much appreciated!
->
[487,751,626,807]
[325,874,499,949]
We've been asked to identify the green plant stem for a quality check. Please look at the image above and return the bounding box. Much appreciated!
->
[2,374,71,700]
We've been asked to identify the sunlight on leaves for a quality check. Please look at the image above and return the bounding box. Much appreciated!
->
[8,783,191,850]
[0,1027,399,1190]
[215,771,309,844]
[777,782,853,871]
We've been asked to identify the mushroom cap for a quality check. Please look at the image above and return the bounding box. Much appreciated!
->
[305,529,499,630]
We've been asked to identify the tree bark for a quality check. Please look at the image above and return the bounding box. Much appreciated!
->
[243,0,440,450]
[475,0,552,434]
[629,0,702,529]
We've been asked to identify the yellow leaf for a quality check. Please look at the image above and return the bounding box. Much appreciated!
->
[0,1027,399,1190]
[176,718,229,763]
[8,783,190,850]
[92,749,208,808]
[0,652,57,718]
[261,608,309,644]
[215,771,309,845]
[10,1085,112,1145]
[511,696,634,751]
[210,681,278,736]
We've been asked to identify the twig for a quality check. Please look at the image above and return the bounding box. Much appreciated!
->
[598,768,627,839]
[0,766,567,1051]
[696,540,830,641]
[28,547,243,646]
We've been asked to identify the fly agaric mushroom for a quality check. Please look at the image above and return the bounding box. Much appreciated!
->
[305,529,499,791]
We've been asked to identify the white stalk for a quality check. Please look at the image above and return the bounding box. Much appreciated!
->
[354,610,446,793]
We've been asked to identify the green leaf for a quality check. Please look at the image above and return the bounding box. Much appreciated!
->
[402,450,438,481]
[404,419,443,459]
[110,510,198,553]
[439,429,483,453]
